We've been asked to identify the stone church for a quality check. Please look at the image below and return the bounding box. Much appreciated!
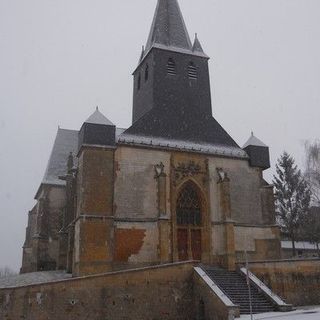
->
[21,0,281,277]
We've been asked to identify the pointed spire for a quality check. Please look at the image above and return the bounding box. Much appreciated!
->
[243,132,267,148]
[192,33,204,53]
[85,107,114,126]
[145,0,192,53]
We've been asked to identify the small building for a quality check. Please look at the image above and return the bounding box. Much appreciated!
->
[281,241,319,259]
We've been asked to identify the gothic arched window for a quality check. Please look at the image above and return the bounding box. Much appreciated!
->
[176,183,201,226]
[188,62,197,80]
[167,58,176,75]
[145,64,149,81]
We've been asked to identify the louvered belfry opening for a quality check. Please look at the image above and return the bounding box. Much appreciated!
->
[188,62,197,80]
[167,58,176,75]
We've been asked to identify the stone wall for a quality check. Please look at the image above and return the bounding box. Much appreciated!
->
[0,262,195,320]
[193,268,240,320]
[112,146,280,270]
[245,259,320,306]
[234,225,281,261]
[114,147,170,219]
[208,158,267,225]
[73,146,115,276]
[21,185,67,273]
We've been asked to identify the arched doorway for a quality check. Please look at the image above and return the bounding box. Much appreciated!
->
[176,181,202,261]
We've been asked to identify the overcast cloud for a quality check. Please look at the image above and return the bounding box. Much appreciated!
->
[0,0,319,271]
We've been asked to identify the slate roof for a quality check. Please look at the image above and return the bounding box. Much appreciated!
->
[243,133,268,148]
[85,107,114,126]
[38,127,125,194]
[41,128,79,187]
[192,34,205,54]
[143,0,207,59]
[124,106,244,154]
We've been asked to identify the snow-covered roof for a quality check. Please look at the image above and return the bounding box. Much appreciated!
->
[0,271,72,289]
[118,133,248,159]
[281,241,318,250]
[243,133,268,148]
[85,108,114,126]
[41,128,79,187]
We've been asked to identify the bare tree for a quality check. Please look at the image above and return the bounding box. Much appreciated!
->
[305,140,320,206]
[0,267,17,278]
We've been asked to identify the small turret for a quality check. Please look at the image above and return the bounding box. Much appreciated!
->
[243,132,270,169]
[78,107,116,150]
[192,33,205,54]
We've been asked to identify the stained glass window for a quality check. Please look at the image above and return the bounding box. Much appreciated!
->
[176,183,201,226]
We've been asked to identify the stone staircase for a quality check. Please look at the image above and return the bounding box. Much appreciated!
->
[202,265,276,315]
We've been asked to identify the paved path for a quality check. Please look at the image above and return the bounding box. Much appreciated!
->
[240,306,320,320]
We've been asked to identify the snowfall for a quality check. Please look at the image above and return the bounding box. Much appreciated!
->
[240,306,320,320]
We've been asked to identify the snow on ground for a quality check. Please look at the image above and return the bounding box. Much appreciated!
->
[0,271,72,288]
[240,306,320,320]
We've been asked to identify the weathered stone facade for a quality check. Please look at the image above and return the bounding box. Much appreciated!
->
[22,141,280,276]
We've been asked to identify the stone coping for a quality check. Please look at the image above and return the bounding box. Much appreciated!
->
[236,258,320,265]
[0,261,198,290]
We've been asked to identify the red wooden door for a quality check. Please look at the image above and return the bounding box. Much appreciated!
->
[177,228,188,261]
[191,229,202,260]
[176,182,203,261]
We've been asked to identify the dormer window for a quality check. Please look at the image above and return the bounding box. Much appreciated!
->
[167,58,176,75]
[145,64,149,81]
[188,62,197,80]
[138,73,141,90]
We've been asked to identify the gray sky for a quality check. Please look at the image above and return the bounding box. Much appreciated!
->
[0,0,319,271]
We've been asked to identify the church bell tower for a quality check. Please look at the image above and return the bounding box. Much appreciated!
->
[128,0,239,148]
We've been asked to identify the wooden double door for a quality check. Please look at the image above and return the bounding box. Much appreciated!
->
[177,228,201,260]
[176,182,202,261]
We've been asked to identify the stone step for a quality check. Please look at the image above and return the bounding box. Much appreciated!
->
[201,265,277,315]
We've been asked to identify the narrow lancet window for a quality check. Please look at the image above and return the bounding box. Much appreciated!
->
[188,62,197,80]
[167,58,176,75]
